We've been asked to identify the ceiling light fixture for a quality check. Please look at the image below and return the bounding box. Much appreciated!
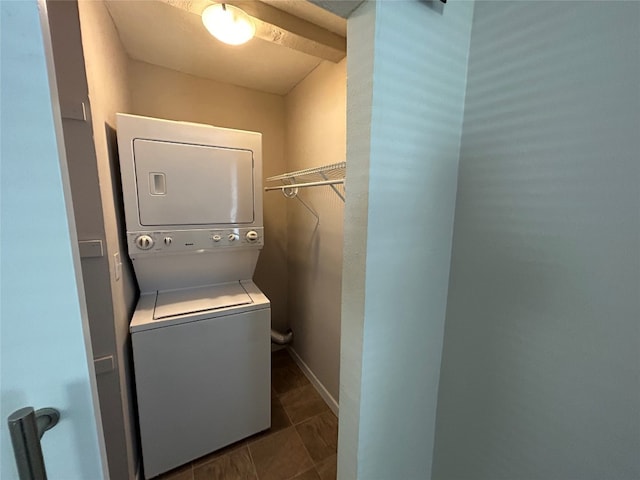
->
[201,3,255,46]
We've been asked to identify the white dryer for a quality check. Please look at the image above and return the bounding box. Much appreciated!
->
[116,114,271,479]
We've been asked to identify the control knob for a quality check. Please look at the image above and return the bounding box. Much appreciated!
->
[246,230,259,243]
[164,237,172,246]
[228,233,238,242]
[135,235,154,250]
[212,234,222,242]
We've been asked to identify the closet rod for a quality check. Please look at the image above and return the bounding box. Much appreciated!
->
[264,178,344,192]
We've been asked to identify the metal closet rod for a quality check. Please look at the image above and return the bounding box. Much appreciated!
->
[264,178,344,192]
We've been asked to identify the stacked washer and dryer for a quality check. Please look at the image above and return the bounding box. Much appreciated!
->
[116,113,271,479]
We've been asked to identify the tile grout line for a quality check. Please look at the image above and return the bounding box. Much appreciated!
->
[276,390,296,427]
[275,372,330,478]
[295,415,338,474]
[279,390,333,428]
[292,425,318,478]
[245,442,260,480]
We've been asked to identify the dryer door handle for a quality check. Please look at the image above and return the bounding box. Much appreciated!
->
[149,172,166,195]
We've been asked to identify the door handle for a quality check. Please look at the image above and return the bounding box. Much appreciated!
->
[7,406,60,480]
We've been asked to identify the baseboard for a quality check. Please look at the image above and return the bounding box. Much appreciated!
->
[287,347,339,417]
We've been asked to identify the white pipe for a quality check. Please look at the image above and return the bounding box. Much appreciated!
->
[270,328,293,345]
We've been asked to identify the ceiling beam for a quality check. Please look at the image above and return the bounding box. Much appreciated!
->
[163,0,346,62]
[308,0,363,19]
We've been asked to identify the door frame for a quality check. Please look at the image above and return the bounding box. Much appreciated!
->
[37,0,110,474]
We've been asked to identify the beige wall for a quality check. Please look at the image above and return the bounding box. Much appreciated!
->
[284,59,346,404]
[127,60,289,331]
[77,1,138,478]
[127,57,345,402]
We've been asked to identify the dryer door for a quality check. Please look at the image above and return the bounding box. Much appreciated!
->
[133,139,254,226]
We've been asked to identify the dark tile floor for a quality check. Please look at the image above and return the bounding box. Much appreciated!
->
[157,349,338,480]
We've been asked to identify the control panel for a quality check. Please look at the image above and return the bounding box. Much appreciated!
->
[128,228,264,256]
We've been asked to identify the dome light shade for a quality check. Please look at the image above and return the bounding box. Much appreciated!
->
[202,3,255,46]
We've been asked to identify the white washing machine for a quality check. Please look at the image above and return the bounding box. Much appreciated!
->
[116,114,271,479]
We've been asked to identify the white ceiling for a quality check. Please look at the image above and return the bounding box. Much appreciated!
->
[104,0,347,95]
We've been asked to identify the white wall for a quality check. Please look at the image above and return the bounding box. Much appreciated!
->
[433,2,640,478]
[339,1,474,478]
[337,3,375,476]
[127,60,289,331]
[76,2,139,477]
[284,59,346,405]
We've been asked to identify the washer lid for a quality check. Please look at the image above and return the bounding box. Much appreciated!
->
[153,282,252,320]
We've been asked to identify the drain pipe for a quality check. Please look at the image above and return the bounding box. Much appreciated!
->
[270,328,293,345]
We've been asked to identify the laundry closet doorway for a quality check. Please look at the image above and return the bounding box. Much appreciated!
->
[47,0,347,477]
